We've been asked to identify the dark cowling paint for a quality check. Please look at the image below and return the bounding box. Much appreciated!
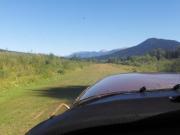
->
[26,73,180,135]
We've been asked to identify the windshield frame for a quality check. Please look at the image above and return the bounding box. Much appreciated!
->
[73,87,180,106]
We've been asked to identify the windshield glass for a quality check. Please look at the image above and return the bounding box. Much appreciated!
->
[78,73,180,101]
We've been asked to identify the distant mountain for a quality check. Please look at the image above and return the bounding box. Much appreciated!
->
[0,49,6,52]
[68,48,124,58]
[96,38,180,59]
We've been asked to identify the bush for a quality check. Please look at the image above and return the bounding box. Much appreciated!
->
[169,58,180,72]
[0,69,8,78]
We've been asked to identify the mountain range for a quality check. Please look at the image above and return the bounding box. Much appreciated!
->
[68,48,125,58]
[68,38,180,59]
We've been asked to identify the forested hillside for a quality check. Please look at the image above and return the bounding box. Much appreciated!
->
[102,48,180,72]
[88,38,180,59]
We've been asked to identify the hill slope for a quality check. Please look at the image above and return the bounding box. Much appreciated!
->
[96,38,180,59]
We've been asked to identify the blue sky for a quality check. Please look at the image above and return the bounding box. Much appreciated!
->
[0,0,180,56]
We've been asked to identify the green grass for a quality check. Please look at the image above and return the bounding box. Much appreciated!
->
[0,63,137,135]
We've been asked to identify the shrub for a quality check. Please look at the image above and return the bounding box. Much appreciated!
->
[0,69,8,78]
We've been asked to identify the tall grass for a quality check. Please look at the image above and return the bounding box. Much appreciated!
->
[115,55,180,72]
[0,51,88,90]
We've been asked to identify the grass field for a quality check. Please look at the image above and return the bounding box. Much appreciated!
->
[0,63,137,135]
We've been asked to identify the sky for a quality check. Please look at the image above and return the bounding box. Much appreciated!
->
[0,0,180,56]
